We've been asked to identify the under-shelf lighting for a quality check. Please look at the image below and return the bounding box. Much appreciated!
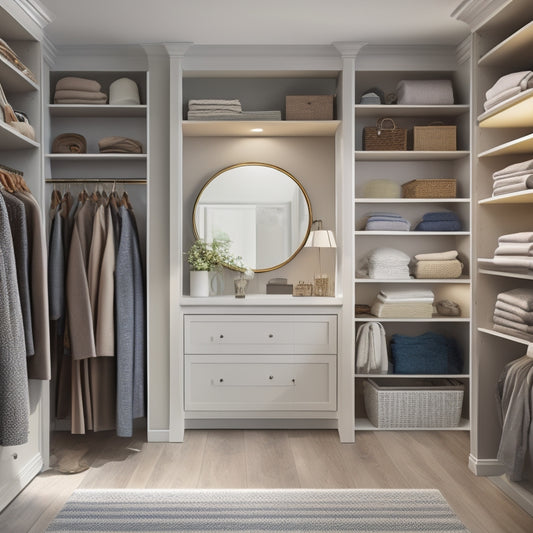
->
[251,128,263,132]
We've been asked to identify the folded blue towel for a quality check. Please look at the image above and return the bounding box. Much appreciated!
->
[415,220,462,231]
[422,211,459,222]
[390,332,462,374]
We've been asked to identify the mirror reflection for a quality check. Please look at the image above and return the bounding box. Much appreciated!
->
[193,163,312,272]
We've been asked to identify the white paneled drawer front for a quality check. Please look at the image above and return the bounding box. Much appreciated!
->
[185,354,337,411]
[184,315,337,355]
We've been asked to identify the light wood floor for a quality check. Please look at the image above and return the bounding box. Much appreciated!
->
[1,429,533,532]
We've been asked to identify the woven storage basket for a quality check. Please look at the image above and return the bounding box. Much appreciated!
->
[414,259,463,279]
[402,179,456,198]
[285,95,333,120]
[363,117,407,151]
[414,123,456,151]
[363,378,464,428]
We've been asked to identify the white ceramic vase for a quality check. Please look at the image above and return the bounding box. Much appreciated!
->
[190,270,209,297]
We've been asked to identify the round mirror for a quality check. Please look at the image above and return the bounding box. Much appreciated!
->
[193,162,312,273]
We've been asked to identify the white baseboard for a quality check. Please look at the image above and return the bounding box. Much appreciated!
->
[147,429,170,442]
[184,418,338,430]
[468,453,505,476]
[0,453,43,512]
[490,475,533,516]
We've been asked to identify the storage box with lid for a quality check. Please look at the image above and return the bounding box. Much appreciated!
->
[413,123,457,151]
[363,378,464,428]
[285,95,334,120]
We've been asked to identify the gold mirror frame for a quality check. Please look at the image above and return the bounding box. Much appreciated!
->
[192,162,312,273]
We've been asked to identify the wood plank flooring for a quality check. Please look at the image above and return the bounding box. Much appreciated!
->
[1,429,533,532]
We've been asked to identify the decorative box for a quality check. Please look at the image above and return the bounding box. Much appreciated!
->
[363,117,407,151]
[266,279,294,294]
[285,95,334,120]
[413,124,457,151]
[293,281,313,297]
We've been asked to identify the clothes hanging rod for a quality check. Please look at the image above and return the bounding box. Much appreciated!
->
[45,178,147,184]
[0,163,23,176]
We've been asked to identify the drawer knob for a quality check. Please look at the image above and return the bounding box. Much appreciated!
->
[12,453,18,460]
[269,375,274,380]
[268,334,274,338]
[219,334,224,339]
[219,378,224,383]
[292,378,296,384]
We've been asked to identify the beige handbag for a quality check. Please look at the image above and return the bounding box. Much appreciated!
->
[0,82,35,140]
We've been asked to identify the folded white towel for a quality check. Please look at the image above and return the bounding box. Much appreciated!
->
[368,247,411,265]
[493,174,533,188]
[188,99,241,106]
[490,256,533,269]
[485,71,533,100]
[396,79,454,105]
[414,250,458,261]
[495,300,533,323]
[483,86,522,111]
[493,314,533,334]
[378,287,434,302]
[494,242,533,256]
[493,159,533,178]
[493,182,533,196]
[498,288,533,311]
[498,232,533,243]
[368,265,411,279]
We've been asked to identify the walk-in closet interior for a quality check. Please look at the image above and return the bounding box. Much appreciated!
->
[2,0,533,530]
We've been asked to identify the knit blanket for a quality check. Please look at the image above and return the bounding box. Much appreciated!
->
[371,301,434,318]
[414,259,463,279]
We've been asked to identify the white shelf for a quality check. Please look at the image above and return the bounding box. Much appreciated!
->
[478,89,533,128]
[354,104,469,118]
[478,190,533,204]
[478,20,533,68]
[355,198,470,204]
[478,268,533,281]
[478,327,532,346]
[48,104,147,117]
[0,121,39,150]
[355,150,469,161]
[45,153,147,161]
[478,133,533,158]
[356,374,469,379]
[354,231,470,236]
[0,55,39,92]
[354,417,470,431]
[355,277,471,284]
[180,295,343,306]
[183,120,340,137]
[355,315,469,323]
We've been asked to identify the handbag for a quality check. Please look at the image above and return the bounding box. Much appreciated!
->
[0,82,35,140]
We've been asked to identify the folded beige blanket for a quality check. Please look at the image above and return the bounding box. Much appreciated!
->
[414,250,458,261]
[51,133,87,153]
[371,300,434,318]
[54,98,108,105]
[414,259,463,279]
[55,76,102,93]
[98,136,143,153]
[54,89,108,104]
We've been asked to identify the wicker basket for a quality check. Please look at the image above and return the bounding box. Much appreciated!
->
[293,281,313,297]
[413,123,457,151]
[285,95,333,120]
[402,178,456,198]
[363,117,407,151]
[363,378,464,428]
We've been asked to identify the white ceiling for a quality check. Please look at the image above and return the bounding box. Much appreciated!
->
[40,0,470,48]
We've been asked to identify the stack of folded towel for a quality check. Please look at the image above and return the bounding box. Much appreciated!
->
[414,211,462,232]
[484,71,533,111]
[98,136,143,154]
[355,322,388,374]
[478,232,533,273]
[370,287,434,318]
[491,159,533,197]
[54,77,107,104]
[362,247,411,279]
[187,98,282,121]
[493,288,533,340]
[0,37,37,83]
[364,212,410,231]
[390,331,463,374]
[413,249,463,279]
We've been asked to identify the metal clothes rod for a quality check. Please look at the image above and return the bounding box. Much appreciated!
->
[45,179,147,184]
[0,163,23,176]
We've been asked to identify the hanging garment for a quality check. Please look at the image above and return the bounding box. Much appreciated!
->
[15,190,51,380]
[355,322,388,374]
[116,204,145,437]
[0,193,30,446]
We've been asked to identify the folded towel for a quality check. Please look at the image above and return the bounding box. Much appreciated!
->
[492,174,533,189]
[378,287,434,302]
[56,76,102,93]
[52,133,87,154]
[478,258,532,274]
[493,170,533,182]
[371,300,434,318]
[484,87,522,110]
[414,259,463,279]
[495,300,533,324]
[494,307,533,326]
[54,89,108,102]
[365,220,411,231]
[493,159,533,178]
[489,256,533,270]
[485,71,533,101]
[362,179,401,198]
[188,109,242,116]
[494,242,533,256]
[98,136,143,153]
[53,97,108,105]
[396,79,454,105]
[498,232,533,243]
[0,37,37,83]
[355,322,388,374]
[368,265,411,279]
[497,288,533,311]
[368,247,411,265]
[188,99,241,106]
[414,250,458,261]
[421,211,460,222]
[493,181,533,196]
[415,220,462,231]
[188,110,282,121]
[493,323,533,341]
[493,314,533,334]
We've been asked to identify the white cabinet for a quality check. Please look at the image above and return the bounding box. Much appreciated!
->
[184,314,337,413]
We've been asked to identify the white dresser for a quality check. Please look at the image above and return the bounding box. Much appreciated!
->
[184,313,338,413]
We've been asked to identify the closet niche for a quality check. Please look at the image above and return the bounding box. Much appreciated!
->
[192,162,312,273]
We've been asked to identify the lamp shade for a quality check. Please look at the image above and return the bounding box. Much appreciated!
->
[305,229,336,248]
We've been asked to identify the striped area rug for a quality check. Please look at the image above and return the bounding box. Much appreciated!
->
[46,488,469,532]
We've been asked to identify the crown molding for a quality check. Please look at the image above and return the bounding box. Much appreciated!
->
[332,42,367,58]
[452,0,511,31]
[162,43,194,58]
[13,0,52,29]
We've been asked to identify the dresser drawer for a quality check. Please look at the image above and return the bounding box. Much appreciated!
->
[184,315,337,354]
[185,354,336,411]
